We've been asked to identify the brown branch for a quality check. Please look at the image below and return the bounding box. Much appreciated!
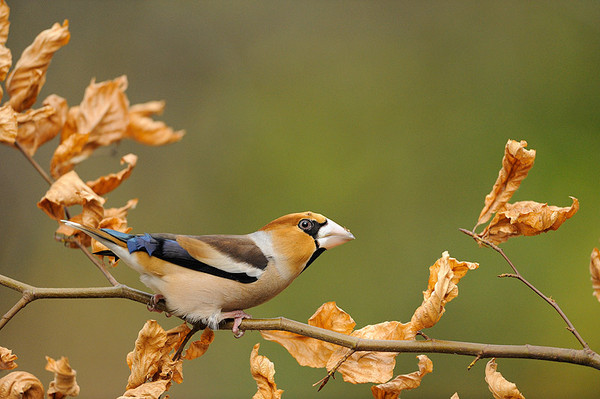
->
[72,239,120,286]
[459,228,590,350]
[1,273,599,371]
[15,141,54,186]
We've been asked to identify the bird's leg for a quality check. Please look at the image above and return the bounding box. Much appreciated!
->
[147,294,171,316]
[172,322,202,361]
[221,310,252,338]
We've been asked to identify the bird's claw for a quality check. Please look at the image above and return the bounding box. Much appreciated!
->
[147,294,171,316]
[221,310,252,338]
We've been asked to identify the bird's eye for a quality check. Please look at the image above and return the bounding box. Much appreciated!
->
[298,219,314,231]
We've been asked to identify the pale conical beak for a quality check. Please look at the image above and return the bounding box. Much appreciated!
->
[316,218,355,249]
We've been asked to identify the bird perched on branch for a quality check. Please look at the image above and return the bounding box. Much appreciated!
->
[62,212,354,337]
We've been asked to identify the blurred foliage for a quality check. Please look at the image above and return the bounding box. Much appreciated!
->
[1,1,599,398]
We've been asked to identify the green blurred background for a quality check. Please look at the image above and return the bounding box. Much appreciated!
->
[1,1,599,397]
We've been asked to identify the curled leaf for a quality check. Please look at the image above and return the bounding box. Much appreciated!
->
[125,320,189,391]
[6,20,70,112]
[481,198,579,245]
[49,129,89,179]
[250,344,283,399]
[590,248,600,303]
[39,170,105,247]
[451,394,460,399]
[485,359,525,399]
[0,346,17,370]
[0,0,9,47]
[0,103,17,146]
[127,100,185,146]
[261,302,355,368]
[0,371,44,399]
[477,140,536,229]
[45,356,80,398]
[86,153,138,196]
[16,95,67,156]
[412,251,478,331]
[370,355,433,399]
[117,380,169,399]
[183,328,215,360]
[0,43,11,84]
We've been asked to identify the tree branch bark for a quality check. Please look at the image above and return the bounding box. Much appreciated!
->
[2,273,599,371]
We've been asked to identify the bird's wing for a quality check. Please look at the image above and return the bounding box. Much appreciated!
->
[127,233,268,284]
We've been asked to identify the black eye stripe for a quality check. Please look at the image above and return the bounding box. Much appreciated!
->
[298,218,326,238]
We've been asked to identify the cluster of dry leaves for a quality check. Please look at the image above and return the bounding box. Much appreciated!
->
[0,0,183,257]
[0,347,79,399]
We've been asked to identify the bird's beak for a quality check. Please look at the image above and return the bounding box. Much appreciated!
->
[316,218,355,249]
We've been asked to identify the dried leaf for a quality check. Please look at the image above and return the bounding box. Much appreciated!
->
[86,153,138,196]
[481,198,579,245]
[0,371,44,399]
[16,95,67,156]
[0,102,17,145]
[450,393,460,399]
[45,356,80,398]
[125,320,187,391]
[127,100,185,146]
[39,170,105,247]
[485,359,525,399]
[477,140,536,228]
[261,302,355,368]
[371,355,433,399]
[0,43,11,84]
[77,75,129,149]
[183,328,215,360]
[6,20,70,112]
[0,346,17,370]
[49,131,89,179]
[328,321,415,384]
[412,251,479,331]
[117,380,169,399]
[0,0,9,46]
[590,248,600,303]
[250,344,284,399]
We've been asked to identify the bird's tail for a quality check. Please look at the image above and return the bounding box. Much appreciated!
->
[61,220,132,250]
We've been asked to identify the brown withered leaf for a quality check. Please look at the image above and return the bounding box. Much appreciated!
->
[86,153,138,196]
[412,251,479,332]
[0,102,17,145]
[127,100,185,145]
[0,43,11,84]
[370,355,433,399]
[0,0,9,46]
[485,359,525,399]
[50,131,89,179]
[328,321,415,384]
[183,328,215,360]
[0,347,17,370]
[125,320,188,391]
[6,20,70,112]
[590,248,600,303]
[261,302,356,368]
[77,75,129,149]
[45,356,80,398]
[476,140,536,229]
[480,198,579,245]
[39,170,105,247]
[451,393,460,399]
[0,371,44,399]
[15,95,67,156]
[117,380,169,399]
[250,344,284,399]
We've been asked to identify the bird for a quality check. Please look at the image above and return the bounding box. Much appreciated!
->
[62,211,354,337]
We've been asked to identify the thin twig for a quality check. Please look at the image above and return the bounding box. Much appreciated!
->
[15,141,54,186]
[1,273,599,370]
[459,228,590,350]
[313,349,355,391]
[73,239,120,286]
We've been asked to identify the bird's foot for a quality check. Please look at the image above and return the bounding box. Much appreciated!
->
[147,294,171,316]
[221,310,252,338]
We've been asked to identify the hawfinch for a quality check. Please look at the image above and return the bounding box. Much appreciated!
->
[62,212,354,336]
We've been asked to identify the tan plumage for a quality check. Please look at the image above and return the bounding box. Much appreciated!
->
[62,211,354,336]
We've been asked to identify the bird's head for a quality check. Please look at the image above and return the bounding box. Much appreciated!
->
[260,211,354,273]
